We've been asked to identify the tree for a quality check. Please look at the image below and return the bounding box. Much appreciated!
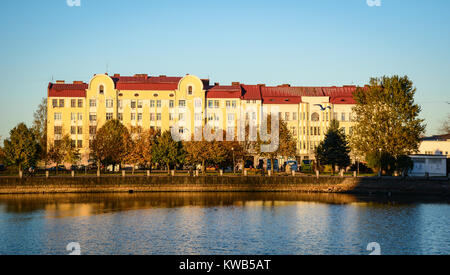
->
[3,123,40,173]
[257,117,297,173]
[0,143,5,164]
[350,75,426,175]
[315,120,351,174]
[90,120,131,172]
[439,114,450,134]
[152,131,185,174]
[124,127,159,174]
[32,98,47,164]
[46,135,80,174]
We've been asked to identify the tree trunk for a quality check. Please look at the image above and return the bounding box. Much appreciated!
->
[132,165,135,175]
[270,158,274,174]
[55,162,58,175]
[97,160,101,174]
[202,160,206,174]
[167,162,170,175]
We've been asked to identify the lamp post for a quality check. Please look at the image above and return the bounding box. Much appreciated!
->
[232,147,235,174]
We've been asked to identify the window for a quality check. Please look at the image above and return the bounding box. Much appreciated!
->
[195,113,202,121]
[131,113,136,121]
[179,127,184,134]
[54,113,62,121]
[106,99,113,108]
[292,127,297,136]
[156,113,161,121]
[333,112,338,120]
[89,113,97,121]
[195,99,202,108]
[71,113,76,121]
[169,100,174,108]
[131,100,136,109]
[99,85,104,95]
[226,101,231,109]
[228,113,235,121]
[78,99,83,108]
[232,100,237,108]
[77,140,83,148]
[59,99,64,107]
[253,100,257,104]
[118,100,123,109]
[246,100,250,104]
[342,127,346,135]
[179,113,185,121]
[78,113,83,121]
[137,113,143,121]
[326,112,329,121]
[89,126,96,135]
[106,113,113,120]
[285,112,290,121]
[188,86,193,95]
[252,112,256,120]
[71,99,76,108]
[293,112,298,121]
[137,100,143,109]
[90,99,96,107]
[311,112,319,122]
[215,115,220,121]
[169,113,175,121]
[214,100,220,108]
[341,113,346,122]
[77,126,83,135]
[150,100,155,108]
[118,113,123,121]
[52,99,58,108]
[157,100,161,108]
[150,113,155,121]
[71,140,76,148]
[70,126,76,135]
[208,100,213,109]
[179,100,186,108]
[54,126,62,135]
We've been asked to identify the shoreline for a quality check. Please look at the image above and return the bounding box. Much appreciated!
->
[0,176,449,197]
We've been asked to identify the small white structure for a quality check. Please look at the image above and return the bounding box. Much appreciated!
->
[409,155,447,177]
[418,134,450,158]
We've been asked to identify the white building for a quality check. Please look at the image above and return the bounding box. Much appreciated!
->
[418,134,450,158]
[409,155,447,177]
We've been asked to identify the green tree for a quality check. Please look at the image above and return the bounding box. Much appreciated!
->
[90,120,131,172]
[3,123,40,173]
[350,75,426,175]
[124,127,159,174]
[257,117,297,173]
[32,98,47,165]
[152,131,185,174]
[46,135,80,174]
[315,120,351,174]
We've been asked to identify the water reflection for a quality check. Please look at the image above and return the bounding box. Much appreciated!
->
[0,193,449,255]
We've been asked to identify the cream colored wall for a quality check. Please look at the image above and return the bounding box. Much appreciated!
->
[418,140,450,157]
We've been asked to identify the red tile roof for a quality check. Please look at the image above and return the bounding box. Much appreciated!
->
[47,74,362,104]
[241,85,262,100]
[206,85,241,99]
[48,83,88,97]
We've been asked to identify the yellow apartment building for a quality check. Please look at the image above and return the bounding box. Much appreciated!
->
[47,73,358,165]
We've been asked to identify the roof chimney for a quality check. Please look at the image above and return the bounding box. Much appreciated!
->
[73,81,83,84]
[232,82,240,86]
[159,75,167,77]
[214,82,220,86]
[56,80,65,84]
[257,84,266,87]
[113,74,120,77]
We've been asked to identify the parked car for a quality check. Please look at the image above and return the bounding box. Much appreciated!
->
[301,160,313,172]
[0,164,6,171]
[48,165,67,172]
[285,160,298,172]
[267,159,279,172]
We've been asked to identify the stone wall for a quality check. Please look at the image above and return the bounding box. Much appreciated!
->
[0,176,448,196]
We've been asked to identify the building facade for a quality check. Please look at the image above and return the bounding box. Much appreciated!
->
[417,134,450,158]
[47,73,359,165]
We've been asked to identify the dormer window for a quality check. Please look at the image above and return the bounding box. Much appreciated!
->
[188,86,193,95]
[99,85,104,95]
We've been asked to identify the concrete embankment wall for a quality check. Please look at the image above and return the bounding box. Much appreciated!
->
[0,176,449,196]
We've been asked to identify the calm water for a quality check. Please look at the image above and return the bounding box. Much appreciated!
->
[0,192,449,255]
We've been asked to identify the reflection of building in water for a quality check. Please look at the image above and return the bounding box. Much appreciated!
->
[47,73,360,164]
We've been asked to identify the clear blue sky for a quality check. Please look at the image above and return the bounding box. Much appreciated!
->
[1,0,449,140]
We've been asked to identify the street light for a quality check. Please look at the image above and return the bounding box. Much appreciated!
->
[232,147,235,174]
